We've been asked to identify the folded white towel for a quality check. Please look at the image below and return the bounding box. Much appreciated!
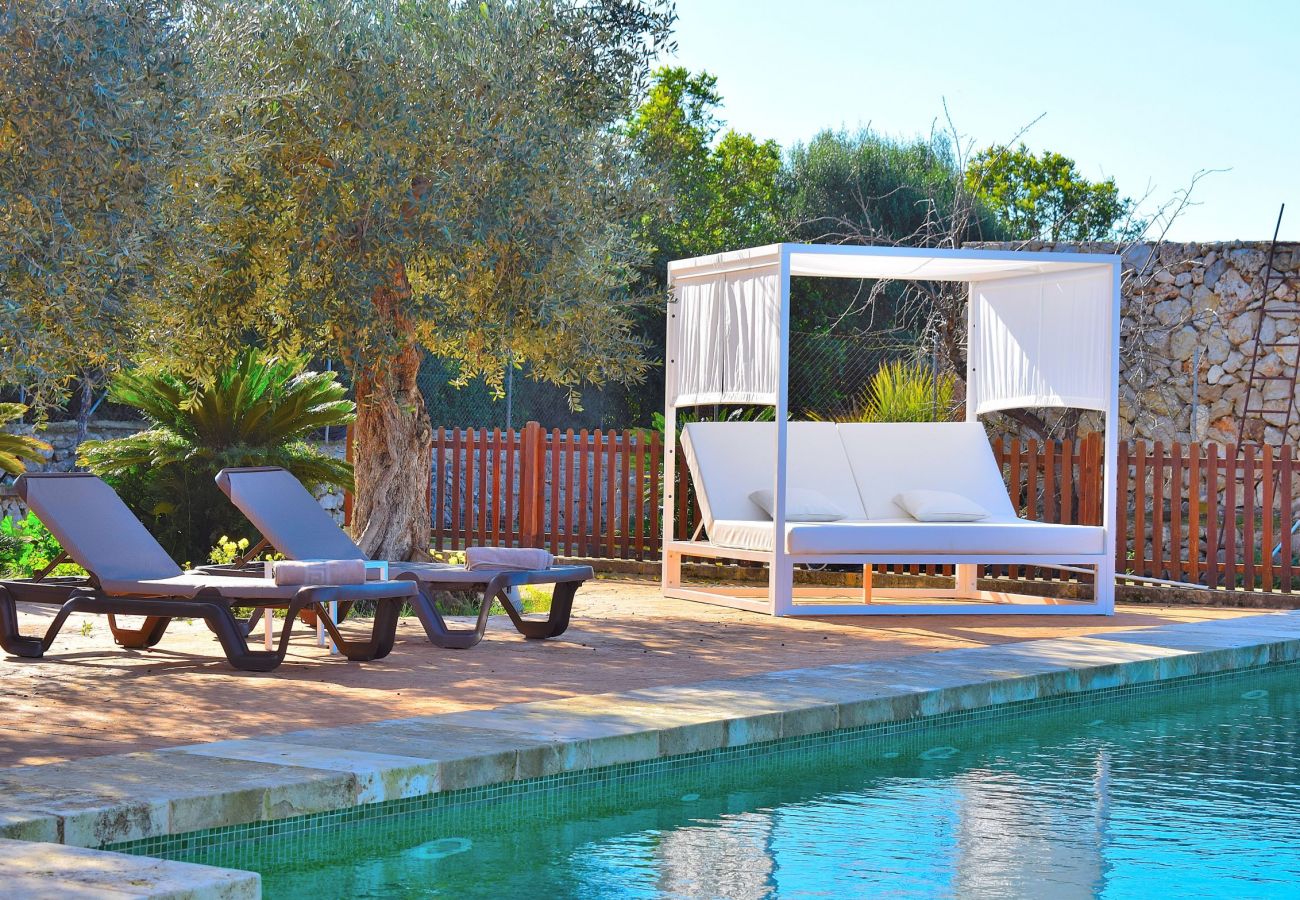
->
[464,546,553,572]
[272,559,368,586]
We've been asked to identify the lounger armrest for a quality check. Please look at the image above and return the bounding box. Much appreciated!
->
[293,581,419,604]
[493,565,594,587]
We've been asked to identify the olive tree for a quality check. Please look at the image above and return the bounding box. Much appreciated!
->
[172,0,673,560]
[0,0,205,419]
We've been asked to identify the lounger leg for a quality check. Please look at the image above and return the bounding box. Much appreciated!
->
[499,579,579,640]
[307,589,401,662]
[0,586,47,658]
[54,590,286,673]
[106,614,171,649]
[393,574,496,650]
[862,566,873,604]
[663,549,682,591]
[1094,558,1116,613]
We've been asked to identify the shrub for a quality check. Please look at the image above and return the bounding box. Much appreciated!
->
[0,513,83,578]
[815,360,956,423]
[79,351,354,563]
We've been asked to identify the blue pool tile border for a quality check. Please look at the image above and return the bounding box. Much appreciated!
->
[103,654,1300,863]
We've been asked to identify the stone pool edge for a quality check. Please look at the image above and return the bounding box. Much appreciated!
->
[4,610,1300,897]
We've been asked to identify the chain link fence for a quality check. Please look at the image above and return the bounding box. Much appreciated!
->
[417,353,631,431]
[415,332,926,430]
[787,330,925,419]
[7,332,934,434]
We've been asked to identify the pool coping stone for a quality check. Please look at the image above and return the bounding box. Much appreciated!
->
[4,609,1300,894]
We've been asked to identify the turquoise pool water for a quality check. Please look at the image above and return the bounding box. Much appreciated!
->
[172,666,1300,898]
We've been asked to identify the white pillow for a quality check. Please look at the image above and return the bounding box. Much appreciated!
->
[748,488,846,522]
[894,490,989,522]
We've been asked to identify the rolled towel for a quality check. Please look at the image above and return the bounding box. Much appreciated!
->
[272,559,368,586]
[464,546,554,572]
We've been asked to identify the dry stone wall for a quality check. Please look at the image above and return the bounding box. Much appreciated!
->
[966,240,1300,445]
[0,421,347,524]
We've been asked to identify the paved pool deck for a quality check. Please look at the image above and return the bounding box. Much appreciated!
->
[3,589,1299,898]
[1,578,1260,768]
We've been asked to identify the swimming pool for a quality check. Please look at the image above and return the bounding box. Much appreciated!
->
[155,664,1300,898]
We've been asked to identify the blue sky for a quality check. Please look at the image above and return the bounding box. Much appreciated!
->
[666,0,1300,241]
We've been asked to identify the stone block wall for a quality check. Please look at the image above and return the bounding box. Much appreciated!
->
[0,421,348,525]
[966,240,1300,445]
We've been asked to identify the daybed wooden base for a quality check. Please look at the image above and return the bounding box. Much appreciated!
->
[664,541,1114,616]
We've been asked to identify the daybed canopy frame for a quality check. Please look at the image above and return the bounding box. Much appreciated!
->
[662,243,1121,616]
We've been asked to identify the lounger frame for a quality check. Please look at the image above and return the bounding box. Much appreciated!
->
[662,542,1114,616]
[213,465,592,648]
[0,575,413,672]
[202,560,591,650]
[396,566,589,649]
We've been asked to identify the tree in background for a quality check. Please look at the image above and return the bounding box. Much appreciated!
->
[780,128,1004,417]
[622,66,785,422]
[629,67,785,273]
[786,129,979,250]
[966,144,1141,242]
[0,0,206,429]
[156,0,674,560]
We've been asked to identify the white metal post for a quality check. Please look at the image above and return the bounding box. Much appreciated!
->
[662,278,681,592]
[1097,260,1122,613]
[769,247,794,615]
[955,280,981,598]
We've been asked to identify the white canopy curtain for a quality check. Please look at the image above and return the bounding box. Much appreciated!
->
[668,243,1117,414]
[670,265,781,407]
[663,242,1121,618]
[970,267,1114,415]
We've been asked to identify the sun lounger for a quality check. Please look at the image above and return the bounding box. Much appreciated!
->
[0,473,417,671]
[214,466,592,649]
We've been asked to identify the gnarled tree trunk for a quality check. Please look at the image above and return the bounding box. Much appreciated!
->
[351,342,433,562]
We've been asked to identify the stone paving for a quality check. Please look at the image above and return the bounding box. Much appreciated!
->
[0,837,258,899]
[1,578,1259,769]
[2,587,1298,898]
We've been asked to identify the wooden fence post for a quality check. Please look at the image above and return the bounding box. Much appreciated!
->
[518,421,545,548]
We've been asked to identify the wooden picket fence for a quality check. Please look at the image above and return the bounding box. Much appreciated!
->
[431,422,662,560]
[424,423,1300,593]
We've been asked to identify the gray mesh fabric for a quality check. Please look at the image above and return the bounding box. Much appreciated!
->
[215,467,366,561]
[18,474,183,585]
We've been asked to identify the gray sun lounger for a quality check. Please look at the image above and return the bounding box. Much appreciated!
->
[214,466,592,649]
[0,473,417,672]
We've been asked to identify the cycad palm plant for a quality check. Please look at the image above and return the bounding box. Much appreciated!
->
[80,351,354,561]
[0,404,51,476]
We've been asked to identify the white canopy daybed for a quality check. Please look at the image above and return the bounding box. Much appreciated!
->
[662,243,1121,616]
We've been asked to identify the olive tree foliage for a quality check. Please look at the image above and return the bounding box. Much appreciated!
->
[160,0,674,559]
[0,0,207,413]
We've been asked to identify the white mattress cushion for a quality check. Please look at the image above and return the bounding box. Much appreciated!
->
[748,488,846,522]
[708,518,1104,556]
[837,422,1017,520]
[895,489,990,522]
[680,422,867,530]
